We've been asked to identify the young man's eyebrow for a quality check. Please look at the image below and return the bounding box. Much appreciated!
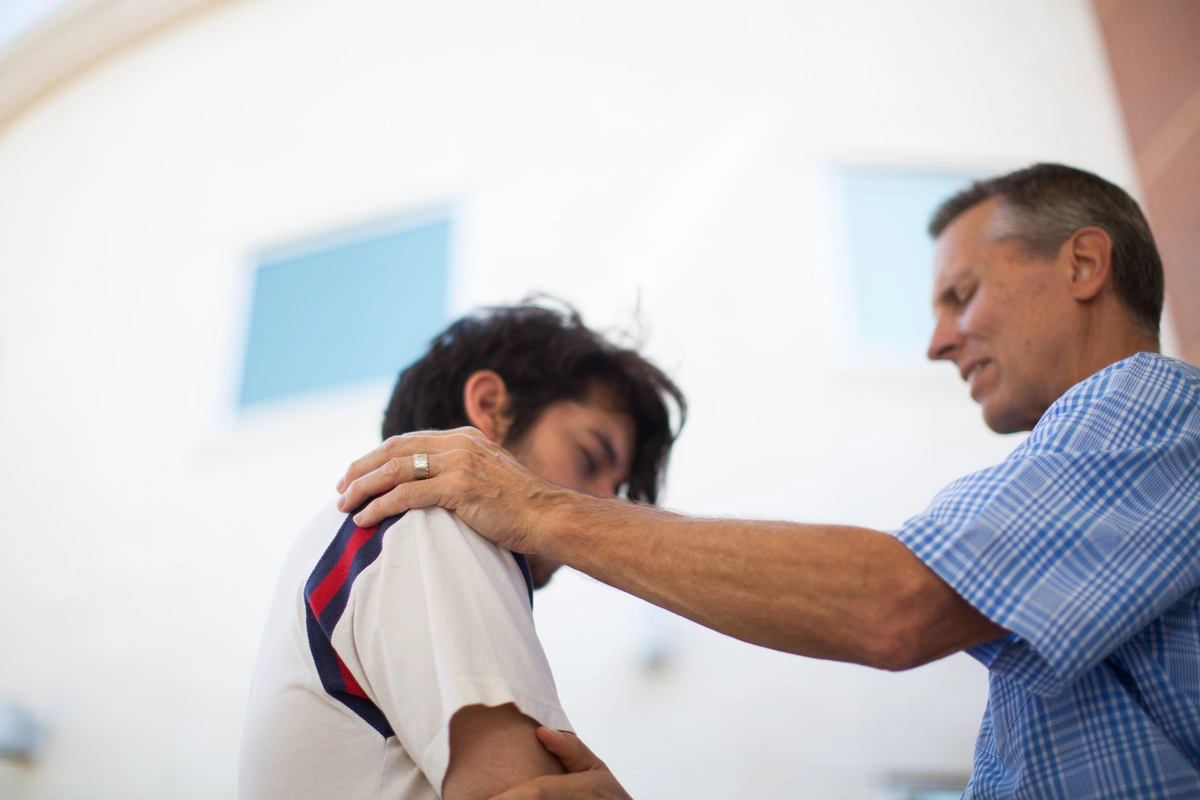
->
[590,428,619,467]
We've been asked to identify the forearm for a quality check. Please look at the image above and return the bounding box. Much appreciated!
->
[538,495,1003,669]
[334,430,1005,666]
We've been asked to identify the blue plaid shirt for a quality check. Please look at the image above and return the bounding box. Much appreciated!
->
[894,353,1200,799]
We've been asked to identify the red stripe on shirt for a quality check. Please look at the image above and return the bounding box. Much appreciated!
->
[307,524,378,619]
[336,654,368,698]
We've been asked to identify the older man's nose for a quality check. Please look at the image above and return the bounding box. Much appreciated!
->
[927,314,960,362]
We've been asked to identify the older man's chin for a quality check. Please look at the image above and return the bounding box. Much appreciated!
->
[979,392,1043,435]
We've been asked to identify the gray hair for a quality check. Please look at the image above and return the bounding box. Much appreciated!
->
[929,163,1164,341]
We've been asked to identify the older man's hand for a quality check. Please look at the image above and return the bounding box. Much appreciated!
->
[335,427,574,554]
[489,728,632,800]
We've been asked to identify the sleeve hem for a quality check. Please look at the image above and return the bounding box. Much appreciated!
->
[893,516,1076,697]
[420,675,574,794]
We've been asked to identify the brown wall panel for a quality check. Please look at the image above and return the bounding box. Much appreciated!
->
[1094,0,1200,364]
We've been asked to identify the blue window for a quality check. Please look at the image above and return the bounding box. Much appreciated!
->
[239,217,451,407]
[840,170,977,355]
[0,0,75,51]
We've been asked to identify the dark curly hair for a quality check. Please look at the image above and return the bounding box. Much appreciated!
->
[382,300,686,505]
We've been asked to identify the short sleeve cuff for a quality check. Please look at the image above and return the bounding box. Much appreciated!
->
[418,675,574,794]
[894,515,1080,697]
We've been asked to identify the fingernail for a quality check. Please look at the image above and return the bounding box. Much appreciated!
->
[337,494,347,510]
[540,727,565,741]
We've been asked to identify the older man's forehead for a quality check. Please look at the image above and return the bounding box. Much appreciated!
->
[931,233,973,296]
[947,199,1004,244]
[929,199,1003,293]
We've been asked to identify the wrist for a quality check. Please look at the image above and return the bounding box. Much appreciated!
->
[530,488,603,562]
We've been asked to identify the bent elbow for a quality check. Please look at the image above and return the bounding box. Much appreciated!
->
[863,629,929,672]
[858,573,944,672]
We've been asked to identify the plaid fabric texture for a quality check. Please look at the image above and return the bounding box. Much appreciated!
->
[894,353,1200,799]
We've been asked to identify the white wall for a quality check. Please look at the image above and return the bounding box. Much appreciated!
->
[0,1,1140,798]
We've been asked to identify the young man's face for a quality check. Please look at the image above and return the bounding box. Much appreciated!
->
[506,383,636,587]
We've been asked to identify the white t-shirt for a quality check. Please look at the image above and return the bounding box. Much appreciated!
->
[239,501,572,799]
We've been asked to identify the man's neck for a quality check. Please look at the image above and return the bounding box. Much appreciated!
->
[1029,314,1158,432]
[1073,306,1159,387]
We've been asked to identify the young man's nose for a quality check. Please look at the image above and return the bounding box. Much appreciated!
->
[590,480,619,499]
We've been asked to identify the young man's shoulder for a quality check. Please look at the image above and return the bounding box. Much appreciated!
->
[298,501,499,555]
[241,501,562,800]
[295,501,533,608]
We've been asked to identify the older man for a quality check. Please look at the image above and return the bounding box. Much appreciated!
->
[337,164,1200,799]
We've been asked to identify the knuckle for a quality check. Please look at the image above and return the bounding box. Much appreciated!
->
[384,458,403,476]
[457,426,485,444]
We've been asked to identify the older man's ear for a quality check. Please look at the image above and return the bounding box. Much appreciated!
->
[1064,226,1114,303]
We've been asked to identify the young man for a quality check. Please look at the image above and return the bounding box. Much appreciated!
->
[239,303,684,800]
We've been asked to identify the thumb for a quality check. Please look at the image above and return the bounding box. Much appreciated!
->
[535,728,606,773]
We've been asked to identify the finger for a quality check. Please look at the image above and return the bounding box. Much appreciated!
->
[336,427,487,492]
[353,478,446,527]
[487,773,597,800]
[336,437,409,493]
[338,454,433,513]
[535,729,607,773]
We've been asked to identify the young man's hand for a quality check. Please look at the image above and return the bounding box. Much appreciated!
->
[489,728,633,800]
